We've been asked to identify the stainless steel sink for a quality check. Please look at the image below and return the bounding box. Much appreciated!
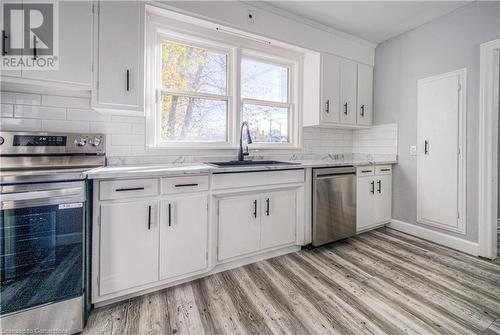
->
[206,160,300,167]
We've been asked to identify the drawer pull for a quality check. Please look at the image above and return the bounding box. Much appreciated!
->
[361,170,372,173]
[380,168,391,172]
[174,183,199,188]
[168,203,172,227]
[148,205,152,230]
[115,187,145,192]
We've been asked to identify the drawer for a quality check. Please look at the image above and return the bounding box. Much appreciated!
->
[356,166,375,176]
[100,178,159,200]
[212,169,304,190]
[161,175,209,194]
[375,165,392,175]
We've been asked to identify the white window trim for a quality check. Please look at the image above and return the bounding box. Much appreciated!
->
[145,13,302,150]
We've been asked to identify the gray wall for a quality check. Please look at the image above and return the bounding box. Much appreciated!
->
[374,1,500,242]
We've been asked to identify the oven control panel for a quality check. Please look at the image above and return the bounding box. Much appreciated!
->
[0,132,106,155]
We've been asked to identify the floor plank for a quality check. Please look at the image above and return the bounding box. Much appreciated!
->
[83,227,500,335]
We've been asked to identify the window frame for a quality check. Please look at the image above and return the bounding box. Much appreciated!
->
[146,16,302,150]
[240,50,297,148]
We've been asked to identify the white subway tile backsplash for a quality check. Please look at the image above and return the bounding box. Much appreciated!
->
[15,105,66,120]
[67,108,112,122]
[41,120,90,133]
[0,118,41,131]
[1,104,14,117]
[2,92,41,105]
[0,91,398,161]
[41,95,90,109]
[90,122,132,134]
[112,134,145,145]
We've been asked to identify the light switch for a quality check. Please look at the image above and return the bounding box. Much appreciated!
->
[409,145,417,156]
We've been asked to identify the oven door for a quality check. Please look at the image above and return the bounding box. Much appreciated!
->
[0,181,85,316]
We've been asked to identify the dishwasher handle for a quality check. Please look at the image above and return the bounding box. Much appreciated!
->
[314,166,355,178]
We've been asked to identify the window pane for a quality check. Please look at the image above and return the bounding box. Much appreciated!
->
[242,104,288,143]
[161,94,227,142]
[241,58,288,103]
[161,41,227,96]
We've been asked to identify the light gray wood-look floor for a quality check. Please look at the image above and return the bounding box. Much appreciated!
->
[83,228,500,335]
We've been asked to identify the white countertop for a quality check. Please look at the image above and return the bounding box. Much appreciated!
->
[85,159,397,179]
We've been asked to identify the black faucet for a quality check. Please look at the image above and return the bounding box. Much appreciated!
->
[238,121,253,161]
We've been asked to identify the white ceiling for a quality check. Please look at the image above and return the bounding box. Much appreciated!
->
[263,1,473,44]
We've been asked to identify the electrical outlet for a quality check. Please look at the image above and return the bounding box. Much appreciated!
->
[409,145,417,156]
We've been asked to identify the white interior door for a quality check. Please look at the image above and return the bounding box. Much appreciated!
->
[417,69,466,233]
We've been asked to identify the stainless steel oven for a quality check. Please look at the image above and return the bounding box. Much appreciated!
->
[0,131,105,334]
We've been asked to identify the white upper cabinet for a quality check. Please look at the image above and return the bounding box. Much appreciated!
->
[1,0,92,87]
[339,59,358,125]
[22,1,92,87]
[357,63,373,126]
[304,53,373,128]
[320,53,340,124]
[92,1,144,114]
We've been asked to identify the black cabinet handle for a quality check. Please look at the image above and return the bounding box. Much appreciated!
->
[377,180,381,193]
[253,200,257,218]
[343,102,348,115]
[148,205,152,230]
[361,170,372,173]
[168,203,172,227]
[265,198,270,216]
[33,35,37,60]
[360,105,365,117]
[370,181,375,194]
[2,30,8,56]
[115,187,145,192]
[126,69,130,91]
[174,183,198,188]
[325,99,330,114]
[424,140,429,155]
[380,168,391,172]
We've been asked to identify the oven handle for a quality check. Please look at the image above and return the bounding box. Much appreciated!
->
[1,187,84,202]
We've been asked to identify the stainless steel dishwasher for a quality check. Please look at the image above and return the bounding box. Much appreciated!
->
[312,166,356,247]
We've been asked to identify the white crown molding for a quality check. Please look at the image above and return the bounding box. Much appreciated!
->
[247,1,378,49]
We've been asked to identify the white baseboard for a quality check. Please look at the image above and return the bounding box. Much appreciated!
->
[388,219,479,256]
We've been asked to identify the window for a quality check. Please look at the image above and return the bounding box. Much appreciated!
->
[159,40,229,143]
[147,15,300,149]
[241,57,291,143]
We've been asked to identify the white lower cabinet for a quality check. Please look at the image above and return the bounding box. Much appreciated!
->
[159,195,208,280]
[356,166,392,232]
[260,191,296,249]
[99,200,159,296]
[218,189,298,261]
[218,194,261,260]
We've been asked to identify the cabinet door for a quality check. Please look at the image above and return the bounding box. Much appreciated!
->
[357,64,373,126]
[218,194,260,260]
[321,53,340,123]
[99,200,159,295]
[160,195,208,280]
[94,1,143,111]
[356,177,375,231]
[260,190,296,249]
[374,174,392,224]
[340,59,357,125]
[22,1,92,86]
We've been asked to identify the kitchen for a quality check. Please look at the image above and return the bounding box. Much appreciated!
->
[1,1,499,334]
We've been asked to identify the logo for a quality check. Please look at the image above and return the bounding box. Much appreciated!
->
[1,2,59,70]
